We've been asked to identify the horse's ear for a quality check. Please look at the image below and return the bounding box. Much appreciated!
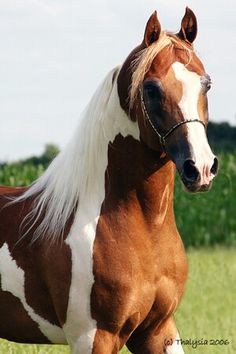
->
[178,7,197,43]
[143,11,161,47]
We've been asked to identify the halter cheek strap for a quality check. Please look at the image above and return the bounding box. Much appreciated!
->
[139,86,206,151]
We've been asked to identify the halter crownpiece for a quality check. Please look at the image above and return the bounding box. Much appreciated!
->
[139,86,206,151]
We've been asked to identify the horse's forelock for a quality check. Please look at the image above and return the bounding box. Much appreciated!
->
[129,32,193,107]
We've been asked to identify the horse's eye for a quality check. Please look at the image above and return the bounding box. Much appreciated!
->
[144,81,163,101]
[201,75,212,93]
[145,85,157,99]
[206,82,212,92]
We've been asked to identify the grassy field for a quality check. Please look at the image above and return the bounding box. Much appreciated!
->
[0,248,235,354]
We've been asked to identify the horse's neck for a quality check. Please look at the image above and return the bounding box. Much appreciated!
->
[105,134,175,223]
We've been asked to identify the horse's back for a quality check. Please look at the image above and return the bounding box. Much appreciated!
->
[0,186,28,244]
[0,185,26,197]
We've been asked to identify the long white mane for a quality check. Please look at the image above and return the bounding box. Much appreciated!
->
[16,67,139,243]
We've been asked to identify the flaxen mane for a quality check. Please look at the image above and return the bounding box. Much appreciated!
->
[14,68,121,243]
[13,67,139,243]
[13,33,192,244]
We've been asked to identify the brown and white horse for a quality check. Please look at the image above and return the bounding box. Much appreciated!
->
[0,8,218,354]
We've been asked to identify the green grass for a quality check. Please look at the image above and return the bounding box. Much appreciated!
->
[0,248,235,353]
[175,248,236,354]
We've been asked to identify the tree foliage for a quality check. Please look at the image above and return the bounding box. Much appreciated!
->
[208,122,236,153]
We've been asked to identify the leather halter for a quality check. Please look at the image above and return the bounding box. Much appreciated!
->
[139,86,206,151]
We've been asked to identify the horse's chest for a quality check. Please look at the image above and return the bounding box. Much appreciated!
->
[91,228,187,331]
[152,245,188,311]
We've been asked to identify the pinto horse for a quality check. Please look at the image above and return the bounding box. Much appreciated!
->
[0,8,218,354]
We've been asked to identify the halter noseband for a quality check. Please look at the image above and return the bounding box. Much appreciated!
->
[139,86,206,151]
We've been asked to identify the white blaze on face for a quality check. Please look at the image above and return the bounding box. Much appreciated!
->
[172,62,215,185]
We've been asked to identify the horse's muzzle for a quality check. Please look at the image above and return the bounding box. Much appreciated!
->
[179,156,219,193]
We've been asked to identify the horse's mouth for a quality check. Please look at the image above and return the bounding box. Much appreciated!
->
[180,177,213,193]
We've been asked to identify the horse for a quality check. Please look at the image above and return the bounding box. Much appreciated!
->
[0,7,218,354]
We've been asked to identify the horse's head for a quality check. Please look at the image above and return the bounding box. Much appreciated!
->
[118,8,218,192]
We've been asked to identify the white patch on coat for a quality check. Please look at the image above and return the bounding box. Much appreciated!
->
[0,243,66,343]
[172,62,215,185]
[62,67,139,353]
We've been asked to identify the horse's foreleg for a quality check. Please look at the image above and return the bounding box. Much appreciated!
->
[68,329,119,354]
[91,329,120,354]
[126,316,184,354]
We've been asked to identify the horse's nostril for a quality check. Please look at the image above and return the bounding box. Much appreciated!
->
[210,157,219,176]
[183,159,200,183]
